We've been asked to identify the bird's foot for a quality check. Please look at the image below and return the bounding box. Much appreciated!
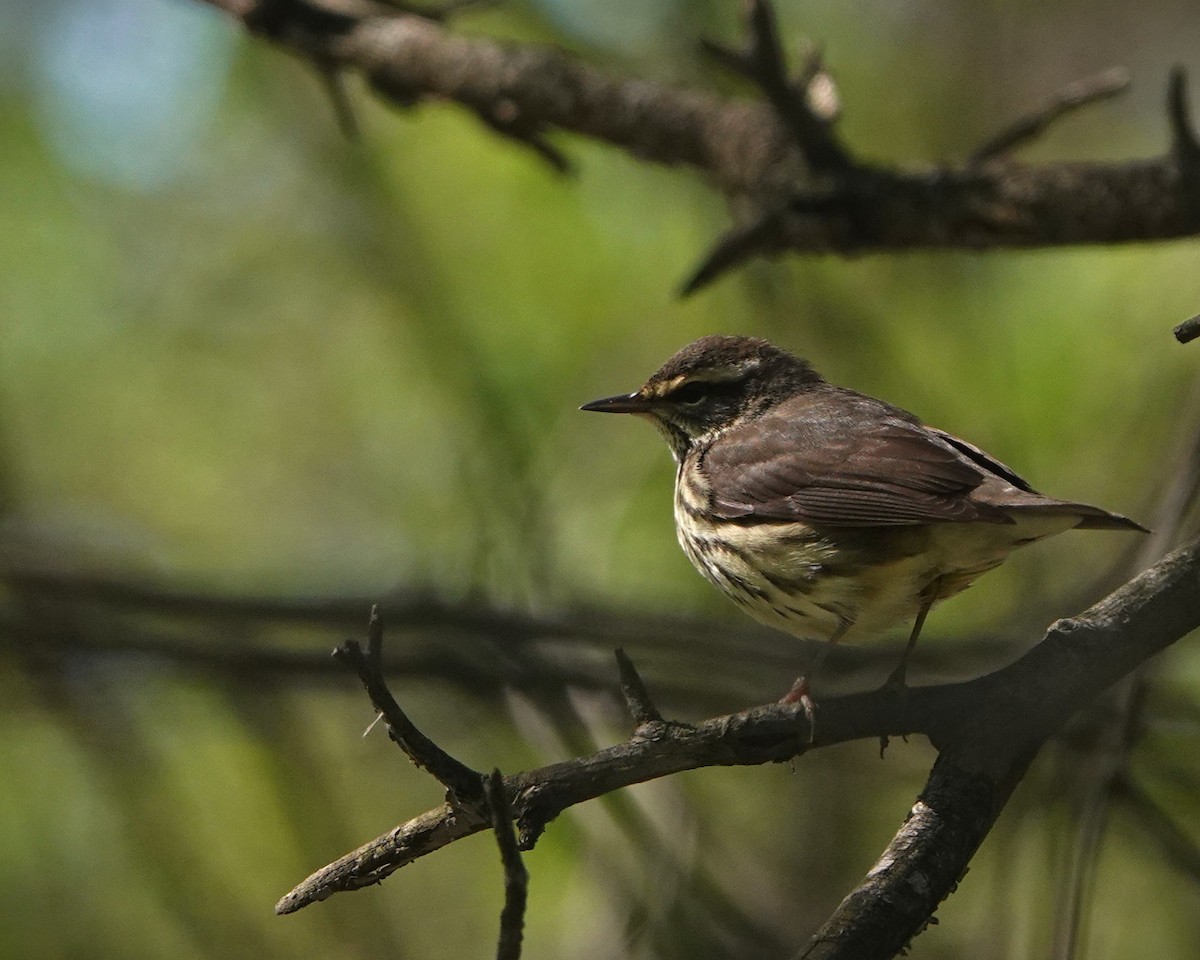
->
[780,675,817,744]
[877,667,914,757]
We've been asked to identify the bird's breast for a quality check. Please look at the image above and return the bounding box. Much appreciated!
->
[673,462,854,640]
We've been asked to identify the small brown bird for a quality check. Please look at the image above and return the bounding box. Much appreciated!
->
[582,335,1145,690]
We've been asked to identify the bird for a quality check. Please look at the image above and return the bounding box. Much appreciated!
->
[581,335,1146,698]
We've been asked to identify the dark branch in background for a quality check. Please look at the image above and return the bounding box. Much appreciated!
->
[1049,679,1142,960]
[196,0,1200,293]
[275,538,1200,960]
[6,566,1032,710]
[1113,772,1200,885]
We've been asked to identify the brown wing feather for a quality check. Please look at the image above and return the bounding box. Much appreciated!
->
[926,427,1036,492]
[701,389,1016,527]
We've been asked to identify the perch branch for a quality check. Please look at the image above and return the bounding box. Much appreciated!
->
[277,537,1200,942]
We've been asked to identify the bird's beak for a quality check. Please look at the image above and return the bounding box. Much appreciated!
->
[580,392,655,414]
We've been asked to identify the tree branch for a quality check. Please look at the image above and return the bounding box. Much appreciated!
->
[275,536,1200,958]
[196,0,1200,292]
[797,754,1030,960]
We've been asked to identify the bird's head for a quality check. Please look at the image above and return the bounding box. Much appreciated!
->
[581,335,824,460]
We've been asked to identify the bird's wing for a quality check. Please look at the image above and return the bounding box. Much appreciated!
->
[925,426,1036,492]
[701,391,1018,527]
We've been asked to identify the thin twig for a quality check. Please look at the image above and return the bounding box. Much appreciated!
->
[334,616,484,804]
[968,67,1130,166]
[680,207,783,296]
[365,603,384,673]
[724,0,850,173]
[681,185,846,295]
[474,105,574,174]
[485,770,528,960]
[699,0,850,173]
[614,648,664,725]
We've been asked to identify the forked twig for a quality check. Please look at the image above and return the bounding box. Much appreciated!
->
[968,67,1130,165]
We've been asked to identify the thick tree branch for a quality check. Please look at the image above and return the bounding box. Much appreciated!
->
[196,0,1200,292]
[275,537,1200,944]
[797,754,1032,960]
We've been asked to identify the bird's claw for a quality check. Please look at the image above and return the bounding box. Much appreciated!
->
[781,675,817,743]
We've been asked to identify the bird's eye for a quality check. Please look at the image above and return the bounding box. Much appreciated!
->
[671,381,708,405]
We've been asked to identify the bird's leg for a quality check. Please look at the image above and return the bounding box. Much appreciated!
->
[883,576,943,692]
[876,580,942,756]
[781,619,851,742]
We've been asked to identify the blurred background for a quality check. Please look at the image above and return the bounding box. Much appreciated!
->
[2,0,1199,957]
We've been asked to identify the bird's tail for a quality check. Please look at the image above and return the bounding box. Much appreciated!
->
[993,491,1149,532]
[1071,505,1149,532]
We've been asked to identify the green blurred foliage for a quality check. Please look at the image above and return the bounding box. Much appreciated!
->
[1,0,1199,958]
